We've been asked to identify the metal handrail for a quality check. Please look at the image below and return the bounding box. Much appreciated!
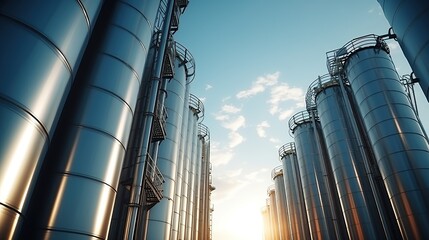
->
[306,74,339,110]
[198,123,210,141]
[145,153,164,193]
[288,110,318,132]
[267,184,275,194]
[189,93,204,120]
[175,41,196,83]
[278,142,296,159]
[326,34,390,76]
[271,165,283,179]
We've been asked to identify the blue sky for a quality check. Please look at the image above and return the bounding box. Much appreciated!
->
[175,1,429,239]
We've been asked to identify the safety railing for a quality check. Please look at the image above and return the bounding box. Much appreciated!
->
[306,74,339,110]
[144,153,164,204]
[189,93,204,120]
[278,142,296,159]
[271,165,283,179]
[326,34,390,76]
[175,41,196,83]
[288,110,318,133]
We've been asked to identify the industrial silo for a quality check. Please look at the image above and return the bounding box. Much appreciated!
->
[178,94,204,240]
[146,41,195,240]
[279,142,310,240]
[0,2,103,238]
[20,1,167,239]
[377,0,429,101]
[309,74,385,239]
[289,110,344,240]
[267,185,280,240]
[261,205,272,240]
[272,166,290,240]
[336,34,429,239]
[198,123,211,240]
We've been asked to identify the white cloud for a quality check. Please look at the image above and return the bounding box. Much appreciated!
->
[278,109,294,120]
[267,82,305,120]
[236,72,280,99]
[222,115,246,131]
[205,84,213,90]
[229,131,245,148]
[210,142,234,166]
[222,104,241,113]
[256,121,270,138]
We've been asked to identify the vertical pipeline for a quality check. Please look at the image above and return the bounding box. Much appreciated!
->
[124,0,175,238]
[0,1,103,238]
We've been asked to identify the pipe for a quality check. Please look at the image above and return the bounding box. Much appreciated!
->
[124,0,175,238]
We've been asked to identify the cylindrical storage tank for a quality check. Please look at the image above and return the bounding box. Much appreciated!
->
[289,110,338,240]
[261,205,272,240]
[267,185,280,240]
[0,1,103,238]
[377,0,429,101]
[146,41,195,239]
[342,34,429,239]
[279,142,310,240]
[178,94,203,240]
[184,94,204,240]
[272,166,290,240]
[197,123,210,240]
[311,74,385,239]
[23,1,161,239]
[170,86,190,240]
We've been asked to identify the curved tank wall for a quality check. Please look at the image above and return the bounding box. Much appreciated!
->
[344,43,429,239]
[312,75,385,239]
[279,142,310,240]
[261,206,272,240]
[268,186,280,240]
[197,123,210,240]
[272,166,290,240]
[23,1,161,239]
[184,94,204,240]
[0,1,103,238]
[170,88,190,240]
[289,110,338,240]
[146,56,189,239]
[377,0,429,101]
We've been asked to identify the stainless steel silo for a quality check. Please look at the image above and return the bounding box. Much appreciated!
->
[178,94,204,240]
[171,86,191,240]
[0,1,103,238]
[272,166,290,240]
[185,94,204,240]
[198,123,210,240]
[289,110,341,240]
[267,185,280,240]
[337,34,429,239]
[310,74,385,239]
[377,0,429,101]
[279,142,311,240]
[21,1,164,239]
[261,205,272,240]
[146,41,195,240]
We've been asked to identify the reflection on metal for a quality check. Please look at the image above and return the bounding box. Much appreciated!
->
[289,110,339,240]
[311,74,385,239]
[0,1,103,239]
[377,1,429,101]
[279,142,310,240]
[272,166,290,240]
[339,37,429,239]
[267,185,279,240]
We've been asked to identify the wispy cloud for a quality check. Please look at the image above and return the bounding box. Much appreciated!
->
[222,104,241,113]
[205,84,213,90]
[268,82,305,120]
[236,72,280,99]
[210,141,234,166]
[229,131,245,148]
[256,121,270,138]
[222,115,246,132]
